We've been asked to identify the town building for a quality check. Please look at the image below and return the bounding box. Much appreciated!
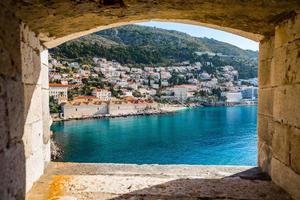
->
[241,86,258,100]
[61,97,158,119]
[62,101,108,119]
[173,85,197,101]
[223,92,242,103]
[92,88,112,100]
[49,83,68,101]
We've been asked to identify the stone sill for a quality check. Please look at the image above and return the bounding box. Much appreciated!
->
[26,162,292,200]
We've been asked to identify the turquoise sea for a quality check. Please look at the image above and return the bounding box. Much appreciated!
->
[51,106,257,165]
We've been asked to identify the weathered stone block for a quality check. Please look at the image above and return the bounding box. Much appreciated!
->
[270,46,287,87]
[258,140,272,174]
[275,14,300,48]
[25,146,44,192]
[21,42,42,85]
[23,120,43,158]
[271,40,300,86]
[290,127,300,174]
[6,79,25,142]
[21,23,43,51]
[0,77,9,151]
[41,64,49,90]
[0,38,17,77]
[273,84,300,128]
[0,6,22,78]
[0,143,26,200]
[259,37,274,61]
[272,122,290,166]
[42,89,51,144]
[24,84,43,125]
[271,157,300,200]
[258,58,272,87]
[258,88,273,117]
[257,114,273,145]
[285,39,300,84]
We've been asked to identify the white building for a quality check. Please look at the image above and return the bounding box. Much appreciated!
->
[173,87,188,101]
[108,102,156,116]
[241,86,258,100]
[49,84,68,101]
[173,85,198,101]
[161,81,169,87]
[122,90,133,97]
[92,88,112,100]
[223,92,242,103]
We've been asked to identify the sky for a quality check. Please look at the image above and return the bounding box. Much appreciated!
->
[136,21,258,51]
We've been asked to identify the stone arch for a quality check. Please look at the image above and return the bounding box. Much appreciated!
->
[0,1,300,199]
[11,0,300,47]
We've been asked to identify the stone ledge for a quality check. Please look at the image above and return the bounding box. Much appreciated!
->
[26,162,292,200]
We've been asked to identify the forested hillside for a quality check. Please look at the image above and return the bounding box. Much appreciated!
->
[50,25,258,79]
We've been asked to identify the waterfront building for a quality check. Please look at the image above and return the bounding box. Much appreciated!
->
[108,101,157,116]
[92,88,112,100]
[49,83,68,100]
[61,99,108,119]
[222,92,242,103]
[241,86,258,100]
[173,84,198,101]
[61,97,158,119]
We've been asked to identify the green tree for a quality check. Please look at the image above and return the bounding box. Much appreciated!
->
[49,96,60,113]
[132,90,142,97]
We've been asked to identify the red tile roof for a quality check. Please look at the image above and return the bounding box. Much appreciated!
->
[49,83,69,87]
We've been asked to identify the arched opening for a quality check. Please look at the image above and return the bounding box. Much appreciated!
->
[1,1,300,199]
[48,21,259,167]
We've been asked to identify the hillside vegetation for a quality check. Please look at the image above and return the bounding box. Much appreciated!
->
[51,24,258,79]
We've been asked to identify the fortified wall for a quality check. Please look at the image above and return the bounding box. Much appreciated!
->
[0,6,51,199]
[62,102,158,119]
[258,13,300,199]
[0,1,300,199]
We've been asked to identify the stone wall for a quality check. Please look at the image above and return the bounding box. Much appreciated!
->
[1,1,300,199]
[258,12,300,200]
[0,4,50,199]
[108,103,155,116]
[62,104,108,119]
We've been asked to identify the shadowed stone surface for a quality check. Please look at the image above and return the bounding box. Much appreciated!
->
[26,162,292,200]
[3,0,300,47]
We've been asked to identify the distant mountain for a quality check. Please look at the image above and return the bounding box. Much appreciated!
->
[50,25,258,79]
